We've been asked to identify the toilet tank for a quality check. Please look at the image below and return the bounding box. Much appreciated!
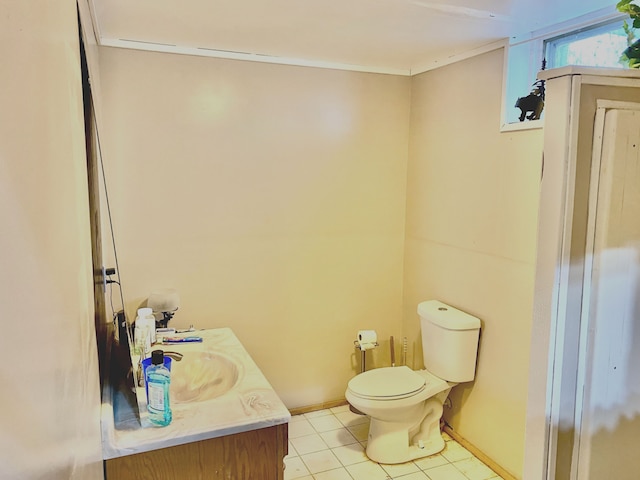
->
[418,300,481,383]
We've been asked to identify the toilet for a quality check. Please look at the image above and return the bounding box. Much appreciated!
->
[345,300,481,464]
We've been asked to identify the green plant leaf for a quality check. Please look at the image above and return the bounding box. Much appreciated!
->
[619,0,640,18]
[623,19,636,45]
[625,47,640,59]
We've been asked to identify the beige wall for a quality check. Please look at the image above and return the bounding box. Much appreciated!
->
[403,48,543,478]
[97,47,411,408]
[0,4,559,477]
[0,1,103,479]
[97,45,543,476]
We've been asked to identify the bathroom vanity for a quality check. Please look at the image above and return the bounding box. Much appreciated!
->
[101,328,290,479]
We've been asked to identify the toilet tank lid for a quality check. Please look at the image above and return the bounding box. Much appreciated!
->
[417,300,481,330]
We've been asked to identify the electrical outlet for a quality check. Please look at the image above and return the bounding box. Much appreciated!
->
[102,267,116,292]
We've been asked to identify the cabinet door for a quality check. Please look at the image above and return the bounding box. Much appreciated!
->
[576,104,640,480]
[105,423,288,480]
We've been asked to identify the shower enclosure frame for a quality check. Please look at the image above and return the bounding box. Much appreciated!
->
[524,66,640,480]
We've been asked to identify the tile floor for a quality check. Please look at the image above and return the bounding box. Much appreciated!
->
[285,405,504,480]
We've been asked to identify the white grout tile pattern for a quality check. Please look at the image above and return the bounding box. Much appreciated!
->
[284,408,505,480]
[308,415,345,432]
[291,433,330,455]
[318,427,359,448]
[301,450,343,474]
[331,443,368,466]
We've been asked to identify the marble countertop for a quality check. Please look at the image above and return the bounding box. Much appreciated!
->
[101,327,290,460]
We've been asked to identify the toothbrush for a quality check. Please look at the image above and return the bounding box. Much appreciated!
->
[162,336,203,344]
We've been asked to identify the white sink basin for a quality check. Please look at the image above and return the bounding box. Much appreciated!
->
[170,351,241,403]
[102,328,291,459]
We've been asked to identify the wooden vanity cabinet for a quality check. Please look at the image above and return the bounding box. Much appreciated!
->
[104,423,288,480]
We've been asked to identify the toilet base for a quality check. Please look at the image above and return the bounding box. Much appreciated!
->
[364,394,447,464]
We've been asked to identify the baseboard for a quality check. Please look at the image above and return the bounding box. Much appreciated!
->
[443,424,517,480]
[288,399,349,416]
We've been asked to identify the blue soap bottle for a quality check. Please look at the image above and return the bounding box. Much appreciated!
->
[146,349,172,426]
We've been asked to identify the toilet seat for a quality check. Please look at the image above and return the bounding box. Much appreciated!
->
[348,366,428,400]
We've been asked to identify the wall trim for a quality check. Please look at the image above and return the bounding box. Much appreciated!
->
[99,37,412,76]
[288,399,349,416]
[443,423,517,480]
[98,36,509,77]
[410,39,507,76]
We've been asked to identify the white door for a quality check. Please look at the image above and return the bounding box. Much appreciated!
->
[575,103,640,479]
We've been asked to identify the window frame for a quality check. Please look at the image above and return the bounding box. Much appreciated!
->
[544,18,629,70]
[500,6,626,132]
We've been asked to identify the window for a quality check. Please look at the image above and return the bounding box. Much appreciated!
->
[501,7,627,131]
[545,19,628,69]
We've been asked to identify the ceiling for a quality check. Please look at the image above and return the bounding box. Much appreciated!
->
[90,0,618,74]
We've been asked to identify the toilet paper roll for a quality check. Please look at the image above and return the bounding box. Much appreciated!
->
[358,330,377,345]
[359,342,376,351]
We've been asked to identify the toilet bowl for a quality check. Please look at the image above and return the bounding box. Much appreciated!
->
[345,301,481,464]
[346,366,454,464]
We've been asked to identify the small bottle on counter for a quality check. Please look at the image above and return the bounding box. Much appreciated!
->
[134,307,156,355]
[140,307,157,344]
[146,349,172,426]
[133,322,149,356]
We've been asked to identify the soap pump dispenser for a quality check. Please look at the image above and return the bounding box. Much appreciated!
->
[146,349,172,427]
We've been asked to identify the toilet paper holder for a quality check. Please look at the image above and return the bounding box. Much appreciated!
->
[353,340,379,351]
[354,339,378,374]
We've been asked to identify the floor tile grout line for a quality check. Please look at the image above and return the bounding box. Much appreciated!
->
[287,408,504,480]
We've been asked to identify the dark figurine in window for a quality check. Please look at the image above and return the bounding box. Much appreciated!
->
[515,79,545,122]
